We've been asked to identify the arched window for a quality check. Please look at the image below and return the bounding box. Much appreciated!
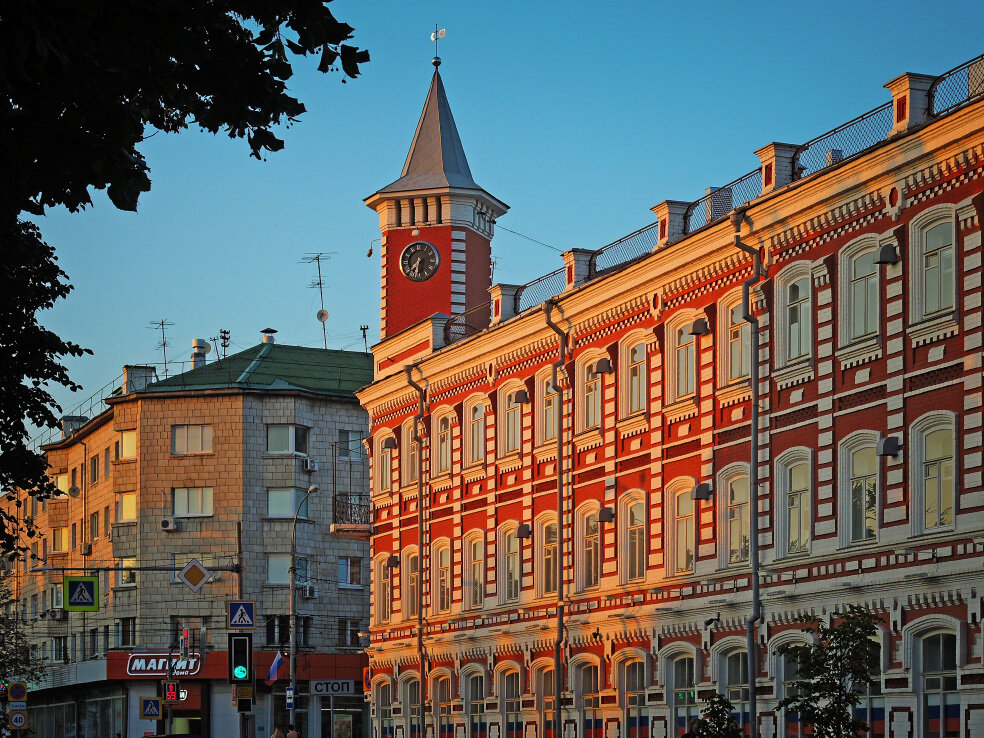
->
[577,508,601,590]
[377,681,394,737]
[540,374,559,444]
[374,434,394,493]
[433,542,451,613]
[775,449,812,558]
[623,659,646,735]
[774,263,812,368]
[841,240,879,343]
[434,674,452,736]
[576,352,609,432]
[500,526,521,603]
[619,333,649,417]
[667,480,696,576]
[781,651,807,738]
[432,412,453,476]
[921,632,958,738]
[669,654,698,735]
[910,207,957,323]
[498,382,527,457]
[620,495,647,583]
[403,677,421,735]
[539,518,559,597]
[725,473,750,565]
[910,412,956,536]
[839,431,880,547]
[576,661,601,738]
[464,671,485,738]
[719,290,750,384]
[535,665,556,738]
[375,557,392,624]
[403,547,420,620]
[855,640,885,738]
[501,668,522,738]
[402,421,419,486]
[464,533,484,609]
[725,651,750,728]
[674,325,696,399]
[464,398,487,467]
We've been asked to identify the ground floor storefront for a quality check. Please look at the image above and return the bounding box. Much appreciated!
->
[27,649,368,737]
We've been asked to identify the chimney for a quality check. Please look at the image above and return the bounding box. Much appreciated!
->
[122,365,158,395]
[60,416,89,439]
[489,284,523,325]
[261,328,277,344]
[190,339,210,369]
[562,249,594,291]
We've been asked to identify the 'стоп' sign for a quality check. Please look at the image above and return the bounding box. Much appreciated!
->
[310,680,355,695]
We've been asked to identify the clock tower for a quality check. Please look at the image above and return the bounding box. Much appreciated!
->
[365,59,508,340]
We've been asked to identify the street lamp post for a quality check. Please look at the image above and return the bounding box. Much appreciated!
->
[290,484,320,728]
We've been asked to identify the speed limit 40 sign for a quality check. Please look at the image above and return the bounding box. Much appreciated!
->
[8,710,28,730]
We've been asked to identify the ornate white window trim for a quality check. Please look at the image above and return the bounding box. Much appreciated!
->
[837,234,881,350]
[664,309,704,405]
[496,379,527,460]
[773,261,814,369]
[908,410,958,538]
[773,447,813,560]
[717,287,751,387]
[618,490,648,585]
[665,477,697,578]
[619,331,650,419]
[837,429,881,548]
[909,204,958,328]
[717,462,751,570]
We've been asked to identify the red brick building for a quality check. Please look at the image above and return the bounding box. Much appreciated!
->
[358,55,984,738]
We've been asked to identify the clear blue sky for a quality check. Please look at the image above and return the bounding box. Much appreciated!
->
[30,0,983,433]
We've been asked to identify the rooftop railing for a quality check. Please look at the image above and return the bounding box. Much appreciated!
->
[516,266,567,313]
[791,101,893,181]
[683,168,762,234]
[589,221,661,275]
[443,301,494,345]
[30,373,124,450]
[930,52,984,117]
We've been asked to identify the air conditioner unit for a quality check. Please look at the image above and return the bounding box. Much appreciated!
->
[301,584,317,599]
[160,517,179,532]
[303,458,319,473]
[81,543,93,556]
[49,608,67,621]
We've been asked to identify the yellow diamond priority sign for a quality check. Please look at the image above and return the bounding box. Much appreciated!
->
[177,558,211,593]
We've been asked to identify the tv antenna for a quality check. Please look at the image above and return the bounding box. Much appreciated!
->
[210,329,231,360]
[360,324,370,353]
[148,318,174,377]
[302,252,335,349]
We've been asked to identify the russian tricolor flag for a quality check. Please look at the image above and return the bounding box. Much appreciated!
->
[265,651,287,685]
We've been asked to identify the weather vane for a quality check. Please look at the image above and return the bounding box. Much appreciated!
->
[431,25,446,66]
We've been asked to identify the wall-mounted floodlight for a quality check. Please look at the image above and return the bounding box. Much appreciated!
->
[598,507,615,524]
[689,318,711,336]
[875,243,899,265]
[382,437,397,450]
[516,523,532,539]
[692,483,713,501]
[876,436,901,457]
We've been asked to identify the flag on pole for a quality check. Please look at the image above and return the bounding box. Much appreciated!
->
[265,651,287,685]
[430,28,446,41]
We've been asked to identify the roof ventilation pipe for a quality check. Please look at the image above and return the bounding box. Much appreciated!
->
[190,339,210,369]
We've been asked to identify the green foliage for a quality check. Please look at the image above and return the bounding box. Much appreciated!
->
[0,576,45,683]
[698,693,739,737]
[776,605,883,738]
[0,1,368,555]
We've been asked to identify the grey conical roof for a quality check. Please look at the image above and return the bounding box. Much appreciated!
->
[377,68,481,193]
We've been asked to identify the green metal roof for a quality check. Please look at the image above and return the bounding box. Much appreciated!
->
[142,343,372,397]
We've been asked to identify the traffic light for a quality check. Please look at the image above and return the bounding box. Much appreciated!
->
[0,681,7,699]
[162,680,180,703]
[228,633,253,684]
[181,628,190,658]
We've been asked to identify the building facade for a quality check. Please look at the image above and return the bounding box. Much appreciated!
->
[5,338,374,737]
[359,57,984,737]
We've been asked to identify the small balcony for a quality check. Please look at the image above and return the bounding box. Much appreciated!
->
[330,493,372,540]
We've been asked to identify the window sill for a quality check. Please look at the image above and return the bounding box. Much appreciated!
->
[836,336,881,369]
[112,584,138,591]
[908,312,959,348]
[338,583,365,590]
[262,451,309,459]
[663,398,698,424]
[431,473,454,491]
[617,414,649,438]
[716,381,751,408]
[171,451,216,458]
[533,442,558,460]
[461,465,487,483]
[262,516,313,523]
[497,454,523,473]
[772,359,814,390]
[172,514,213,519]
[573,429,603,451]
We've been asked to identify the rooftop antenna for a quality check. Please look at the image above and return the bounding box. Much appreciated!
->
[360,325,370,353]
[431,25,446,66]
[303,252,335,350]
[210,329,231,360]
[148,318,174,377]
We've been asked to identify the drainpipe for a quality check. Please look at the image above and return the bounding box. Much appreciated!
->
[730,208,766,738]
[543,299,568,738]
[405,363,428,738]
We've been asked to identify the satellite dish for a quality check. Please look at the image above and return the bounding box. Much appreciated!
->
[68,486,81,498]
[316,310,329,323]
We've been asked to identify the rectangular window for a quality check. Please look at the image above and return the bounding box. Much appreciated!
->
[267,488,308,518]
[117,557,137,586]
[119,431,136,459]
[337,618,362,648]
[338,556,363,587]
[55,474,69,494]
[584,364,602,429]
[52,527,68,553]
[338,429,361,459]
[265,615,290,646]
[787,278,810,360]
[117,618,136,647]
[267,554,306,585]
[377,564,392,622]
[728,478,750,564]
[675,493,695,573]
[71,523,77,551]
[542,380,558,442]
[787,463,810,555]
[469,539,484,607]
[437,547,451,612]
[924,429,954,530]
[117,492,137,523]
[851,251,878,340]
[405,553,420,618]
[90,511,99,540]
[267,425,308,454]
[405,437,419,484]
[504,393,522,453]
[924,223,954,315]
[627,502,646,581]
[90,455,99,484]
[627,343,647,414]
[375,447,391,492]
[543,523,558,595]
[505,533,520,601]
[172,424,214,454]
[173,487,214,517]
[103,448,110,478]
[583,514,600,588]
[729,306,750,381]
[71,467,77,488]
[467,404,485,466]
[436,416,452,473]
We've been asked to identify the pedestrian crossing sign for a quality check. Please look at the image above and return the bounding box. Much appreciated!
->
[63,575,99,611]
[140,697,162,719]
[227,600,256,629]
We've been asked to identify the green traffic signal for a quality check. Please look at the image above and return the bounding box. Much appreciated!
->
[234,665,248,679]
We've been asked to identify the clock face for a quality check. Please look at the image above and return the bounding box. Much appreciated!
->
[400,241,440,282]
